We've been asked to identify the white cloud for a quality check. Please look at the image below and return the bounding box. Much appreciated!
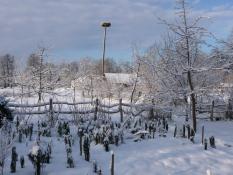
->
[0,0,232,60]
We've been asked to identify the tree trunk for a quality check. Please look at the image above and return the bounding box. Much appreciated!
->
[111,152,114,175]
[38,92,42,103]
[182,0,197,132]
[130,63,140,103]
[190,93,196,132]
[210,100,214,121]
[187,70,196,132]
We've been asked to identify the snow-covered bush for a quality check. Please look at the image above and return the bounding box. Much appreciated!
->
[0,96,13,128]
[0,120,14,175]
[28,140,52,175]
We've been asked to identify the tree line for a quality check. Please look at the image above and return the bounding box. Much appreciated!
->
[0,51,132,88]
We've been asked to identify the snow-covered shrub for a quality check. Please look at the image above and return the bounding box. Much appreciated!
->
[0,120,14,175]
[0,96,13,128]
[10,146,18,173]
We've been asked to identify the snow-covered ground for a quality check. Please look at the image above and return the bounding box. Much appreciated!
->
[1,88,233,175]
[2,120,232,175]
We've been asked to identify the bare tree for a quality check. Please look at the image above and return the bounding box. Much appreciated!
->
[152,0,215,131]
[136,0,231,131]
[0,54,15,88]
[26,48,51,103]
[130,62,140,103]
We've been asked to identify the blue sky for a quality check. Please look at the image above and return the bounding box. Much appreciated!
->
[0,0,232,63]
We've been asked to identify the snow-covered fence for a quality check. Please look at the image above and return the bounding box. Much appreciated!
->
[196,100,233,120]
[8,98,172,120]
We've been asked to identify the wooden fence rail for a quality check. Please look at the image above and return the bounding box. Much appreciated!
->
[9,98,232,120]
[197,100,233,119]
[8,98,174,122]
[8,101,93,108]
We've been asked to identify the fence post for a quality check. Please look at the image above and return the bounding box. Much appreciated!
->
[119,99,123,123]
[226,99,233,119]
[210,100,214,121]
[174,125,177,138]
[204,138,208,150]
[49,98,54,127]
[202,125,204,144]
[78,128,84,156]
[183,124,186,138]
[73,86,76,102]
[80,134,83,156]
[94,99,99,121]
[148,99,155,120]
[110,151,114,175]
[187,125,190,139]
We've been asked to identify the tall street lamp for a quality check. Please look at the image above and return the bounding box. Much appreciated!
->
[101,22,111,77]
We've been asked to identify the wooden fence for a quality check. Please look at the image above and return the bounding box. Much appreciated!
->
[8,98,232,121]
[8,99,174,123]
[197,100,233,120]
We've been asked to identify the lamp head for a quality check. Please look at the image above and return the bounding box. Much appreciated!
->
[101,22,111,27]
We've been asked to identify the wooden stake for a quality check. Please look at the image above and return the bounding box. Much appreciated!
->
[111,151,114,175]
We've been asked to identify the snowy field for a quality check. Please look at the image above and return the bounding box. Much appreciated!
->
[2,120,233,175]
[1,88,233,175]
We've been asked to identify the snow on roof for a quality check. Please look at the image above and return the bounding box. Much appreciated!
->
[104,73,136,85]
[220,83,233,88]
[71,73,136,88]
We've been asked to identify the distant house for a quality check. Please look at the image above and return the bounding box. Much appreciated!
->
[71,73,137,89]
[216,72,233,93]
[71,73,138,98]
[104,73,136,87]
[219,83,233,89]
[217,83,233,98]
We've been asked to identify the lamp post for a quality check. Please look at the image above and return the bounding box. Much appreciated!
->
[101,22,111,77]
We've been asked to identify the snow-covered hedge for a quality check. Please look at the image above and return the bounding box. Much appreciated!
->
[0,96,13,127]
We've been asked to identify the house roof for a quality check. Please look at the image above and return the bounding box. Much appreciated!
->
[220,83,233,88]
[71,73,137,88]
[104,73,136,85]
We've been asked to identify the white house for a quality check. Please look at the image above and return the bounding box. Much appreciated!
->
[71,73,138,99]
[71,73,137,89]
[104,73,136,87]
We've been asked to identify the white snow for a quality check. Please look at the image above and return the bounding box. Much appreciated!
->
[31,145,40,156]
[1,88,233,175]
[1,120,232,175]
